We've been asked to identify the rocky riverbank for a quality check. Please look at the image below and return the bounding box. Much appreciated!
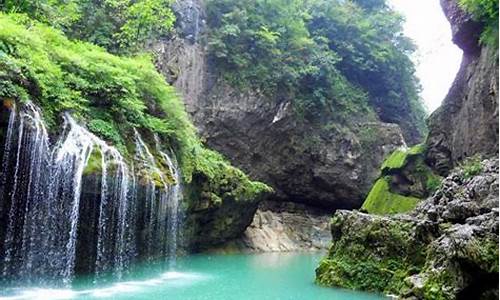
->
[316,159,499,299]
[210,201,331,253]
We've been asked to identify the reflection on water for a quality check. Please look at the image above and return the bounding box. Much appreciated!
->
[249,251,295,269]
[0,253,387,300]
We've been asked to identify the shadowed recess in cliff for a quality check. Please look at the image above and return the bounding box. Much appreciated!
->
[0,103,183,285]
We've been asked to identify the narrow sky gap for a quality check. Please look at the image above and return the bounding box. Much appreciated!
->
[389,0,463,113]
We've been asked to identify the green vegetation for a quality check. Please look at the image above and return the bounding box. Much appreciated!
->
[460,155,483,179]
[363,144,441,214]
[316,213,427,294]
[381,149,408,170]
[459,0,499,46]
[83,148,103,176]
[0,0,176,53]
[318,159,498,298]
[425,173,442,193]
[0,13,181,150]
[419,237,499,299]
[317,220,499,298]
[361,178,421,215]
[381,144,425,171]
[206,0,426,135]
[0,13,270,200]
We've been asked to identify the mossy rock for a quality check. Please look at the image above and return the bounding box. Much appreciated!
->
[361,178,421,215]
[362,144,442,215]
[381,144,425,172]
[316,211,431,295]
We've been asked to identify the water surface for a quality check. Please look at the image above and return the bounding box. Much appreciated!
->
[0,252,386,300]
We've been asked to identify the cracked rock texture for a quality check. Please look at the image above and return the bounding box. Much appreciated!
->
[213,201,331,253]
[155,0,408,210]
[426,0,499,175]
[316,159,499,299]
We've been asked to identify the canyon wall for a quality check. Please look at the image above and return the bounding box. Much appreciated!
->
[156,0,410,211]
[426,0,499,175]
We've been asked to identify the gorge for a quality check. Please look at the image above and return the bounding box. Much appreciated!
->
[0,0,498,299]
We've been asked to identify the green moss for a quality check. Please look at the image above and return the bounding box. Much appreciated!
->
[425,173,442,193]
[199,155,273,204]
[410,155,443,194]
[83,148,103,176]
[381,144,425,171]
[408,143,426,155]
[316,214,427,295]
[460,155,483,179]
[316,257,415,293]
[361,178,421,215]
[363,143,441,214]
[381,149,408,170]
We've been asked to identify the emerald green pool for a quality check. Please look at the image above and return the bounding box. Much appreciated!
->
[0,253,386,300]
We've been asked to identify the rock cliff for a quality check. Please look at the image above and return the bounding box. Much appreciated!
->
[316,0,499,297]
[156,0,408,210]
[426,0,499,175]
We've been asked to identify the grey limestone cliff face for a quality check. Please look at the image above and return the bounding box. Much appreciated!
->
[155,0,407,210]
[426,0,499,175]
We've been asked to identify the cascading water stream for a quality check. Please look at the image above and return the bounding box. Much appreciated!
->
[0,102,16,200]
[134,131,183,264]
[0,103,184,285]
[134,131,169,260]
[155,135,183,266]
[1,104,95,283]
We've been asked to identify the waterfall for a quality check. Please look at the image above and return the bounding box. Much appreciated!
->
[134,131,182,264]
[89,119,132,280]
[0,103,183,285]
[155,135,183,265]
[134,130,166,260]
[1,104,94,283]
[0,103,16,199]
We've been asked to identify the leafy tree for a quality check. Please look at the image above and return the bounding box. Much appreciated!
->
[0,0,81,28]
[0,0,176,53]
[352,0,387,10]
[71,0,175,53]
[308,0,426,138]
[206,0,426,141]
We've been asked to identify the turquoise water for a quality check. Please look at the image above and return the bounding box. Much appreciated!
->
[0,252,386,300]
